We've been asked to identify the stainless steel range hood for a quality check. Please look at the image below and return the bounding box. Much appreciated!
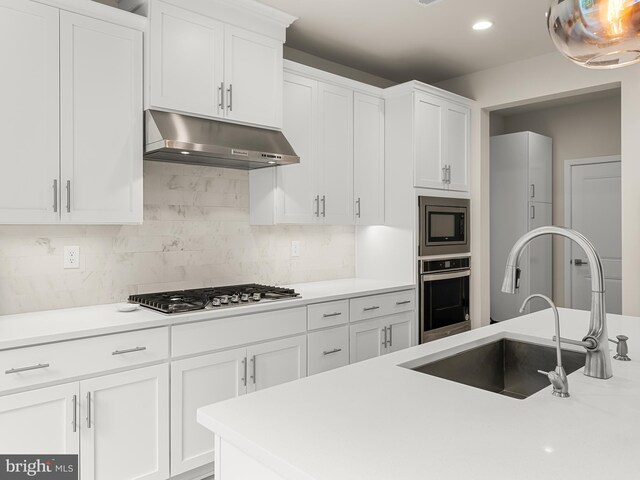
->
[144,110,299,170]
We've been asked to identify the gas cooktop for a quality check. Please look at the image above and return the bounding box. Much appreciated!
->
[128,283,300,314]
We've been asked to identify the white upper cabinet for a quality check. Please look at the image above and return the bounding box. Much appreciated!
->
[0,0,59,224]
[0,1,144,225]
[224,25,283,128]
[148,0,294,130]
[413,90,471,193]
[149,1,224,118]
[317,83,354,224]
[250,62,385,226]
[354,93,385,225]
[60,11,143,224]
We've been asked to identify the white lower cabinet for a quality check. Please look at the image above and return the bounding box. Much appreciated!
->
[80,364,170,480]
[0,364,169,480]
[307,326,349,376]
[170,335,306,476]
[350,311,413,364]
[0,383,78,454]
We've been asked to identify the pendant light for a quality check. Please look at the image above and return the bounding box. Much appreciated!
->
[547,0,640,68]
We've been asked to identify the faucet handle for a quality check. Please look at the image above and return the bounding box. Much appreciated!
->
[609,335,631,361]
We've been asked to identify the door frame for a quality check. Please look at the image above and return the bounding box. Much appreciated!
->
[563,155,621,307]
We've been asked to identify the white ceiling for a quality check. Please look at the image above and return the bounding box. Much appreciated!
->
[258,0,557,84]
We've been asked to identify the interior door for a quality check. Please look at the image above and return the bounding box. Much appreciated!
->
[0,383,79,453]
[246,335,307,393]
[318,82,354,224]
[224,25,282,128]
[0,0,59,223]
[170,348,246,476]
[80,364,169,480]
[568,160,622,313]
[60,11,143,224]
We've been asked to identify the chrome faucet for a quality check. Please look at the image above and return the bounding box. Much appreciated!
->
[520,294,569,397]
[502,226,612,379]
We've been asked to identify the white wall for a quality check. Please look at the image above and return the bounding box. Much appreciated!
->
[0,162,355,315]
[493,92,621,306]
[437,51,640,322]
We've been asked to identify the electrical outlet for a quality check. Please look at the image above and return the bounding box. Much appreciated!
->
[291,241,300,257]
[64,246,80,269]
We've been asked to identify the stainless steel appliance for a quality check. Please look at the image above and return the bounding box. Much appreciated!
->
[418,196,470,257]
[128,284,300,314]
[419,257,470,343]
[144,110,300,170]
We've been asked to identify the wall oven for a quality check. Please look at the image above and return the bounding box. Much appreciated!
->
[419,257,470,343]
[418,196,470,257]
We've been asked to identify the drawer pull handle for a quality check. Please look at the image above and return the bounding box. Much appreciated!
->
[5,363,50,375]
[322,312,342,318]
[396,300,411,305]
[112,346,147,356]
[363,306,380,312]
[323,348,342,356]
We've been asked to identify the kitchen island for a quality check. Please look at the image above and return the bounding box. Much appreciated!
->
[198,308,640,480]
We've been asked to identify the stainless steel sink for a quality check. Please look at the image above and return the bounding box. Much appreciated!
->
[408,338,586,399]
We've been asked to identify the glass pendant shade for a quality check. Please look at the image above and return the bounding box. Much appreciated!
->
[547,0,640,68]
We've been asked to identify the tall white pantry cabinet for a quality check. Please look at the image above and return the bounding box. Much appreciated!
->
[490,132,553,321]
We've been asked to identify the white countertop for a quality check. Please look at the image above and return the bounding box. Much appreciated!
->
[198,308,640,480]
[0,278,414,351]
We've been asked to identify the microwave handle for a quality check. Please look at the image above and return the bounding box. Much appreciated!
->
[421,269,470,282]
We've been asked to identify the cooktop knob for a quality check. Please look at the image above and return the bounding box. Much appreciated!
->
[210,298,221,307]
[240,293,250,302]
[252,293,262,302]
[219,295,229,305]
[230,294,240,303]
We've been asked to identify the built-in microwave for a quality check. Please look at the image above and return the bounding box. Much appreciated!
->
[418,196,470,257]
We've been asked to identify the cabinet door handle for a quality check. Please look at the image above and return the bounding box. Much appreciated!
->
[447,165,452,184]
[112,346,146,356]
[314,195,320,217]
[86,392,92,429]
[66,180,71,213]
[355,197,361,218]
[442,166,447,183]
[322,348,342,356]
[530,205,536,219]
[5,363,50,375]
[322,312,342,318]
[382,326,388,349]
[241,357,247,387]
[250,355,256,385]
[363,306,380,312]
[388,324,393,347]
[530,184,535,198]
[218,82,225,110]
[52,179,58,213]
[321,195,326,217]
[396,300,411,306]
[72,394,77,433]
[227,84,233,112]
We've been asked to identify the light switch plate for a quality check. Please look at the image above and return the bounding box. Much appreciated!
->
[64,246,80,269]
[291,241,300,257]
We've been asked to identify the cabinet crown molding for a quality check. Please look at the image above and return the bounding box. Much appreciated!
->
[34,0,147,30]
[384,80,475,107]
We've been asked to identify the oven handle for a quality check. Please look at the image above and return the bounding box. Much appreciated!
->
[421,269,470,282]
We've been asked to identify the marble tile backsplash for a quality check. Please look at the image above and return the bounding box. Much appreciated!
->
[0,162,355,315]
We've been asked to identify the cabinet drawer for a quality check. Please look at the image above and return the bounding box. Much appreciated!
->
[172,307,306,358]
[307,326,349,376]
[307,300,349,330]
[0,327,169,393]
[350,290,415,322]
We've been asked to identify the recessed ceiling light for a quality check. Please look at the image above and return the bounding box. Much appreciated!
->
[473,20,494,31]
